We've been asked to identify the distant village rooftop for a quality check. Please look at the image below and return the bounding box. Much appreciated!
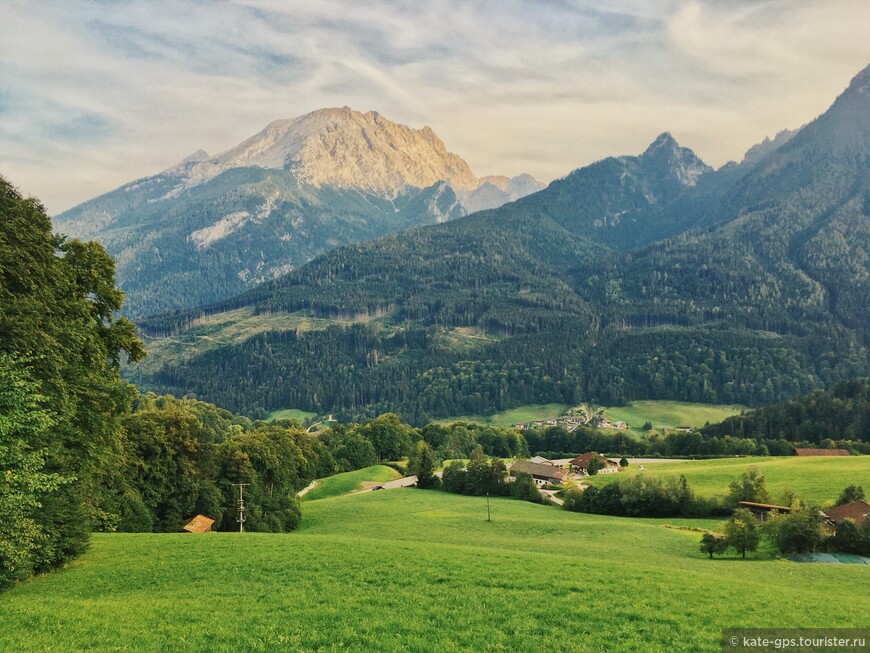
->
[792,448,850,457]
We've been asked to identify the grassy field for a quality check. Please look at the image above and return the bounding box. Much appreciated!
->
[437,403,571,428]
[302,465,401,501]
[584,456,870,506]
[438,400,744,433]
[1,490,867,652]
[603,400,746,431]
[267,408,318,423]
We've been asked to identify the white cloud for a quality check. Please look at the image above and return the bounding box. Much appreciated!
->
[0,0,868,213]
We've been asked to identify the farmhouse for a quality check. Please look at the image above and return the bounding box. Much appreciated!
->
[792,448,850,456]
[182,514,215,533]
[529,455,554,465]
[510,460,567,486]
[822,500,870,528]
[738,501,792,522]
[569,452,619,475]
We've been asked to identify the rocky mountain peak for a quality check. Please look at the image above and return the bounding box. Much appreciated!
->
[171,107,481,197]
[640,132,711,186]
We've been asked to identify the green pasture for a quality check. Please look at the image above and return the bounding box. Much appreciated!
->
[584,455,870,506]
[302,465,401,501]
[267,408,318,423]
[1,490,868,652]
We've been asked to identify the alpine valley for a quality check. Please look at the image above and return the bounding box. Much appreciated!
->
[117,65,870,423]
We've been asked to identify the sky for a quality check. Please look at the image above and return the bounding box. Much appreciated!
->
[1,0,869,214]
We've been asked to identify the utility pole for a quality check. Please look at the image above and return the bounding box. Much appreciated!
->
[233,483,250,533]
[486,492,491,523]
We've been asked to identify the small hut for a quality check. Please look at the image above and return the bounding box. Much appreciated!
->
[182,514,215,533]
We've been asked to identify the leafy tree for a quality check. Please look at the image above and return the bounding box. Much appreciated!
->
[699,532,728,559]
[642,422,653,431]
[509,472,542,503]
[441,460,468,494]
[835,485,865,507]
[410,440,438,489]
[619,456,629,468]
[765,508,826,554]
[586,455,604,476]
[0,357,64,589]
[725,508,761,558]
[329,431,377,472]
[355,413,414,462]
[0,176,143,577]
[727,467,770,508]
[829,519,869,555]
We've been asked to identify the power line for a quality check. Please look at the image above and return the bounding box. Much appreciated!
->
[232,483,251,533]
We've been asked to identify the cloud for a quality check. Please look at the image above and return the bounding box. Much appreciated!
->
[1,0,868,213]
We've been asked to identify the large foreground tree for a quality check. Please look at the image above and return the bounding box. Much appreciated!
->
[0,176,143,585]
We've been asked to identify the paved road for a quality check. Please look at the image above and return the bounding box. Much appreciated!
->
[357,475,418,493]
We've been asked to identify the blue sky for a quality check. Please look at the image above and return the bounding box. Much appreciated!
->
[1,0,869,213]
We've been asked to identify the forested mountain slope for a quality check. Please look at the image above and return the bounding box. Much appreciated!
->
[702,378,870,445]
[134,65,870,422]
[53,108,542,317]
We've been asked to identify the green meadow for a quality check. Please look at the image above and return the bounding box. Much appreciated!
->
[267,408,318,423]
[584,456,870,506]
[437,403,572,427]
[603,400,746,431]
[2,490,868,652]
[439,400,744,433]
[301,465,401,501]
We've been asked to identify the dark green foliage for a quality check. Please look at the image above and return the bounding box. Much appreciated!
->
[509,472,542,503]
[563,474,720,518]
[703,378,870,446]
[586,455,604,476]
[409,441,438,489]
[327,430,377,472]
[136,68,870,424]
[0,357,64,589]
[441,450,509,498]
[619,457,629,468]
[216,425,311,532]
[55,169,466,318]
[0,176,143,583]
[725,508,761,558]
[354,413,414,462]
[727,467,771,508]
[835,485,866,507]
[829,519,870,556]
[764,508,826,554]
[699,533,728,559]
[419,422,528,461]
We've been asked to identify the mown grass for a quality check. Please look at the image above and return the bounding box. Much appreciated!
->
[302,465,401,501]
[437,400,744,434]
[267,408,317,423]
[437,403,571,428]
[1,490,867,652]
[603,400,746,431]
[584,455,870,506]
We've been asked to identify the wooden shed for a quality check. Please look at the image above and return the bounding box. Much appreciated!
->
[182,514,215,533]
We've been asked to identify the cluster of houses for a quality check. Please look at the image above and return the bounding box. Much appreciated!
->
[513,416,629,432]
[508,453,620,487]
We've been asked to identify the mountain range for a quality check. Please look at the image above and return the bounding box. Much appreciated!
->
[126,64,870,422]
[53,107,543,317]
